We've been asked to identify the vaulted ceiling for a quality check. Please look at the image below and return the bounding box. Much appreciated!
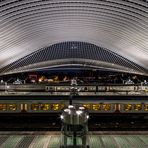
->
[0,0,148,75]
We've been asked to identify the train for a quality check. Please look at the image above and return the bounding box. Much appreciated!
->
[0,84,147,114]
[0,99,147,113]
[0,84,147,93]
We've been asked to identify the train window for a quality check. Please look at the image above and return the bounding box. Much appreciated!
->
[8,104,17,111]
[40,104,50,111]
[134,104,142,111]
[84,87,88,91]
[83,104,91,110]
[51,104,60,111]
[31,104,40,111]
[91,87,96,91]
[92,104,101,111]
[144,104,148,111]
[102,104,111,111]
[61,104,65,109]
[57,87,61,90]
[0,104,7,111]
[124,104,132,111]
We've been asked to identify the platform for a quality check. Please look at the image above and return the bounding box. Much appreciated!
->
[0,132,148,148]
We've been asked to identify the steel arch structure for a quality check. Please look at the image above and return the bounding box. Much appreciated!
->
[0,0,148,75]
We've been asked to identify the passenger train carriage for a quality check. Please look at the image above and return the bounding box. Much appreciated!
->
[0,84,147,114]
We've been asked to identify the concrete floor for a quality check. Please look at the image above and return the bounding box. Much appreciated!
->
[0,132,148,148]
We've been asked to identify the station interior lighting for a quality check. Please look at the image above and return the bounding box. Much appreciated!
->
[134,104,142,111]
[79,106,85,110]
[60,115,64,119]
[144,104,148,111]
[124,104,132,111]
[86,115,89,119]
[76,110,83,115]
[64,108,71,114]
[68,105,75,109]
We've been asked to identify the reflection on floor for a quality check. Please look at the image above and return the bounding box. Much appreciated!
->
[0,132,148,148]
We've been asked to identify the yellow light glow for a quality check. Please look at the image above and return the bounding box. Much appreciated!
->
[51,104,60,111]
[38,79,42,82]
[8,104,17,111]
[92,104,101,111]
[31,104,40,111]
[102,104,111,111]
[134,104,142,111]
[83,104,91,109]
[41,104,50,111]
[0,104,7,111]
[124,104,132,111]
[61,104,65,109]
[144,104,148,111]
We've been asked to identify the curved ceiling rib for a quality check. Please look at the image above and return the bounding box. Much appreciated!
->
[1,59,143,75]
[0,41,147,75]
[0,0,148,75]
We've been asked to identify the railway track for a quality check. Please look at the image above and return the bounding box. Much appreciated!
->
[0,114,148,131]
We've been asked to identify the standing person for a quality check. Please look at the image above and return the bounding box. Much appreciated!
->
[71,77,78,86]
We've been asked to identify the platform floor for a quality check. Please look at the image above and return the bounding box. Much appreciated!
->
[0,132,148,148]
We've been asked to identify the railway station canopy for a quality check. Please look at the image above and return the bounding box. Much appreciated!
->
[0,0,148,76]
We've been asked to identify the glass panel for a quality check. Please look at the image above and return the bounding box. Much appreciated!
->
[83,104,91,110]
[40,104,50,111]
[144,104,148,111]
[124,104,132,111]
[61,104,65,109]
[8,104,17,111]
[0,104,7,111]
[31,104,40,111]
[92,104,101,111]
[134,104,142,111]
[51,104,60,111]
[102,104,111,111]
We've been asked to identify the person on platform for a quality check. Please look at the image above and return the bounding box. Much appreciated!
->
[71,77,78,86]
[63,76,69,82]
